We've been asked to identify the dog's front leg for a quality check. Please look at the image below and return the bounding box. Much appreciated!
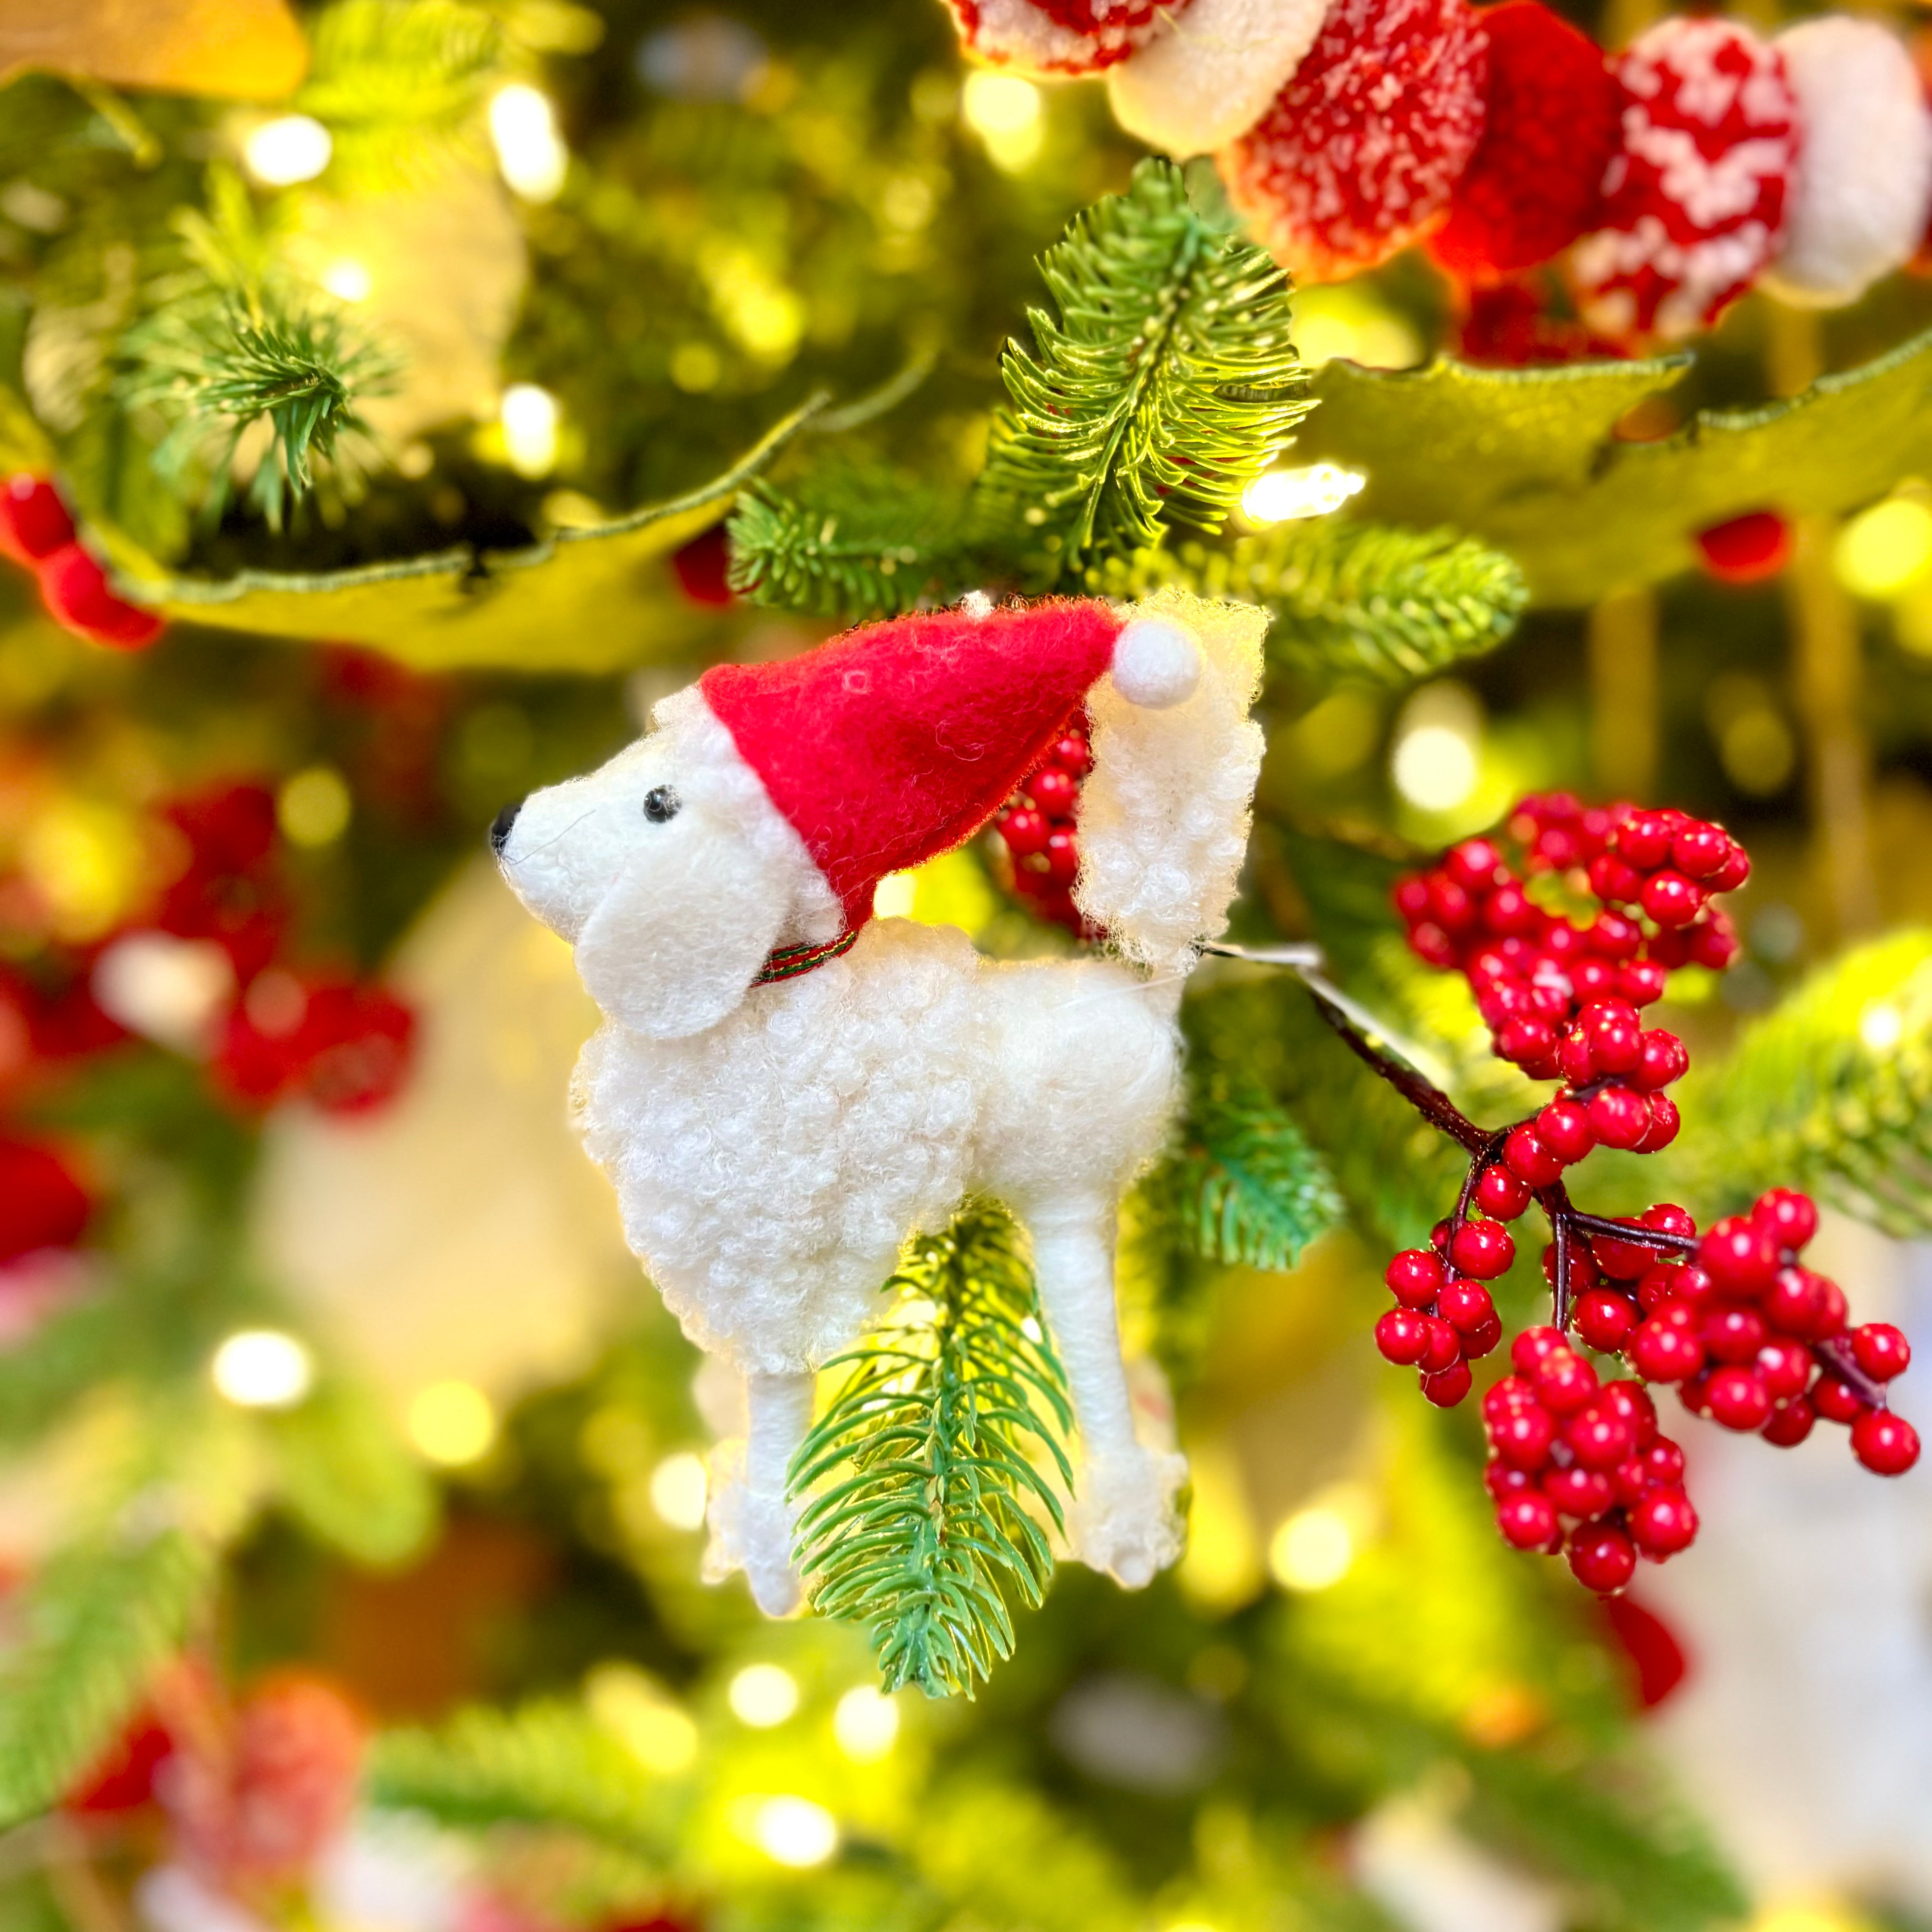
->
[702,1368,814,1615]
[1026,1199,1187,1589]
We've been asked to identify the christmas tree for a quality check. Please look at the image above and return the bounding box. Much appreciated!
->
[5,3,1932,1930]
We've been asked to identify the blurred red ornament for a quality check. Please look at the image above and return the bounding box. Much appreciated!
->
[1601,1595,1690,1709]
[0,1135,92,1265]
[0,474,74,566]
[66,1713,175,1814]
[671,524,735,607]
[38,542,166,650]
[214,974,415,1115]
[1695,511,1793,585]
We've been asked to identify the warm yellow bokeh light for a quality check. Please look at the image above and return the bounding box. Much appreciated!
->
[1268,1505,1356,1592]
[832,1685,900,1761]
[961,72,1043,170]
[728,1663,800,1727]
[1242,463,1365,524]
[277,765,352,847]
[500,384,561,479]
[751,1795,838,1868]
[244,115,332,186]
[320,259,372,303]
[1835,497,1932,600]
[649,1450,708,1530]
[1392,723,1479,811]
[872,871,918,919]
[406,1381,497,1466]
[585,1662,700,1774]
[489,83,567,201]
[212,1329,314,1409]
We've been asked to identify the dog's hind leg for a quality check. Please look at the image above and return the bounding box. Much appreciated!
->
[702,1368,815,1615]
[1026,1198,1187,1589]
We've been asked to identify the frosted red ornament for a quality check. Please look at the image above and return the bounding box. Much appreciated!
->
[1571,18,1798,343]
[1430,0,1619,280]
[944,0,1182,74]
[1218,0,1489,282]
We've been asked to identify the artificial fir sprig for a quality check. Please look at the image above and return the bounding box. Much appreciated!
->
[790,1205,1073,1698]
[974,157,1307,560]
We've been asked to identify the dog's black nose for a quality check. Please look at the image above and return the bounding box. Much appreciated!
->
[489,800,522,856]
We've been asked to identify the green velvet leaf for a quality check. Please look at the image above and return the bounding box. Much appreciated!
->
[1298,331,1932,606]
[120,396,822,671]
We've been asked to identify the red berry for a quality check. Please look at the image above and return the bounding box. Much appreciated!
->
[1421,1360,1473,1408]
[1589,1222,1654,1282]
[1617,958,1669,1006]
[1567,1521,1637,1593]
[0,474,74,563]
[1765,1265,1829,1337]
[1028,768,1077,817]
[1641,1440,1686,1486]
[1814,1277,1848,1339]
[1375,1308,1431,1366]
[1586,913,1642,961]
[1588,1086,1651,1151]
[1652,1297,1700,1334]
[1567,1403,1636,1471]
[1850,1410,1921,1476]
[1852,1323,1912,1383]
[1048,733,1091,777]
[1495,1015,1557,1065]
[1689,917,1741,971]
[1450,1219,1515,1281]
[1670,822,1733,881]
[1589,852,1643,905]
[1706,1366,1772,1432]
[1579,999,1643,1073]
[1430,1220,1453,1255]
[1632,1030,1688,1091]
[1641,871,1705,929]
[1503,1124,1564,1189]
[1490,1405,1555,1471]
[1444,838,1503,891]
[1534,1346,1599,1415]
[1462,1312,1504,1358]
[1427,876,1474,930]
[1572,959,1617,1003]
[1438,1280,1496,1334]
[1698,1218,1780,1298]
[1703,1305,1767,1365]
[1042,828,1079,885]
[1635,1094,1681,1152]
[1486,1458,1535,1500]
[1394,876,1431,921]
[1697,511,1791,586]
[1544,1465,1615,1520]
[1599,1378,1658,1446]
[1410,923,1459,968]
[1419,1316,1464,1373]
[1511,1325,1568,1375]
[1635,1264,1681,1313]
[1641,1203,1696,1240]
[40,543,166,649]
[1812,1375,1868,1426]
[1752,1188,1818,1252]
[1557,1028,1597,1086]
[1575,1287,1638,1353]
[1629,1486,1698,1557]
[1497,1490,1559,1549]
[1710,845,1751,892]
[1762,1396,1815,1447]
[1475,1164,1532,1219]
[1615,809,1679,870]
[1646,926,1693,970]
[1385,1249,1445,1308]
[1756,1339,1812,1402]
[1630,1318,1704,1383]
[1535,1100,1595,1165]
[1483,1374,1539,1423]
[1000,807,1049,856]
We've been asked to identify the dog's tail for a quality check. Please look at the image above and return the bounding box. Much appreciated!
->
[1074,588,1268,977]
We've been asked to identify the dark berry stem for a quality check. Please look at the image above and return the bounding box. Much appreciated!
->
[1303,984,1491,1157]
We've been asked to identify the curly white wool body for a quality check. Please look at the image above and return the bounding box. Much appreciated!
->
[495,593,1264,1616]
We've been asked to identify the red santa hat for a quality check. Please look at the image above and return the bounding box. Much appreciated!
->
[699,597,1201,933]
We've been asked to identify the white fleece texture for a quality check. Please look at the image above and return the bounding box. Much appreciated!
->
[495,601,1268,1605]
[1107,0,1328,155]
[1076,588,1268,975]
[962,0,1164,74]
[1761,17,1932,308]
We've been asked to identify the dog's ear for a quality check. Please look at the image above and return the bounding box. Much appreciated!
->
[574,818,791,1039]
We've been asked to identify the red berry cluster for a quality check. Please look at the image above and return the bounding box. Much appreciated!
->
[1571,1190,1919,1474]
[1357,795,1921,1595]
[994,713,1097,937]
[1484,1334,1697,1592]
[0,474,165,650]
[1395,796,1745,1168]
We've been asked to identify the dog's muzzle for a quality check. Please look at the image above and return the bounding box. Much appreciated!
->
[489,800,522,856]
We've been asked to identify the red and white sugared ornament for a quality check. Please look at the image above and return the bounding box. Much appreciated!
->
[1218,0,1489,283]
[1570,18,1799,343]
[943,0,1184,74]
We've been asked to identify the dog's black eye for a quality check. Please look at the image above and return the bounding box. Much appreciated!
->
[642,786,680,824]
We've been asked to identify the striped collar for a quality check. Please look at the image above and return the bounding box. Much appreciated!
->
[752,928,860,986]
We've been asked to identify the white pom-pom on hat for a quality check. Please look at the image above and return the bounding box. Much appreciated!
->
[1105,0,1329,156]
[1761,17,1932,309]
[1111,616,1201,707]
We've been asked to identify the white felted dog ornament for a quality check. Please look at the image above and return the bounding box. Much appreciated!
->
[492,589,1265,1614]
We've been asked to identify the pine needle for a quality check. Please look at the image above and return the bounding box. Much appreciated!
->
[974,156,1308,562]
[0,1529,212,1830]
[790,1206,1072,1700]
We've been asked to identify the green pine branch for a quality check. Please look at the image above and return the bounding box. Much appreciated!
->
[727,467,971,618]
[790,1206,1073,1700]
[1677,929,1932,1235]
[367,1702,677,1854]
[1090,520,1527,685]
[973,157,1307,566]
[0,1529,212,1830]
[1150,1067,1344,1271]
